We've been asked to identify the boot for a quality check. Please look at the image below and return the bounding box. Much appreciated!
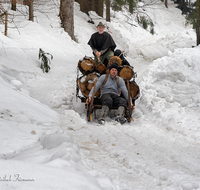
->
[98,105,109,124]
[115,106,126,124]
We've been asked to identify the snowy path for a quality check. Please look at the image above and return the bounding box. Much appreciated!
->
[61,108,200,189]
[1,1,200,189]
[22,55,200,189]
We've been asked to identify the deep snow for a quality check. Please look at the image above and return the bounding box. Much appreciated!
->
[0,0,200,189]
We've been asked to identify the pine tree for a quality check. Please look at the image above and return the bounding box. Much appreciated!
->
[137,14,154,34]
[39,49,53,73]
[126,0,136,14]
[185,0,200,45]
[111,0,126,11]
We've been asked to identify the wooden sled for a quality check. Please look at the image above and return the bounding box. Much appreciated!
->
[76,55,140,123]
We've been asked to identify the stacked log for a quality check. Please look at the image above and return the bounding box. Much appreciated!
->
[96,63,106,74]
[105,56,122,74]
[108,56,122,67]
[78,56,95,75]
[125,81,140,99]
[78,72,100,98]
[119,65,134,80]
[77,56,139,99]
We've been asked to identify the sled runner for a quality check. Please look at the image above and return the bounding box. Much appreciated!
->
[76,55,140,123]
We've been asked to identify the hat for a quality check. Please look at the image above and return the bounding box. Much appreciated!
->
[109,62,118,71]
[114,49,121,57]
[114,49,124,60]
[97,22,105,27]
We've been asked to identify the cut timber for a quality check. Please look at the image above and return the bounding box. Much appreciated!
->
[87,82,94,91]
[78,72,100,97]
[78,57,95,75]
[105,68,110,74]
[96,63,106,74]
[119,65,134,80]
[125,81,140,99]
[108,56,122,67]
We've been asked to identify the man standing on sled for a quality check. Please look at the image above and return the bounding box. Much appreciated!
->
[86,63,135,124]
[88,22,116,67]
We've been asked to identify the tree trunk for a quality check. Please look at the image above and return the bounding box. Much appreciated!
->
[94,0,103,17]
[5,11,8,36]
[91,0,95,11]
[94,0,98,15]
[87,0,93,12]
[11,0,16,11]
[29,0,34,21]
[106,0,110,21]
[80,0,86,13]
[165,0,168,8]
[98,0,103,17]
[197,0,200,45]
[74,0,81,4]
[79,0,91,14]
[60,0,75,41]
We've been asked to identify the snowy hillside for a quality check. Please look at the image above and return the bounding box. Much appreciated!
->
[0,0,200,189]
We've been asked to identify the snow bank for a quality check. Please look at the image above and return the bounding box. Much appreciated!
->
[0,159,102,190]
[0,76,61,154]
[140,46,200,108]
[139,46,200,143]
[128,30,196,61]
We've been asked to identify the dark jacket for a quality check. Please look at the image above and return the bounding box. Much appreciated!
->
[114,49,130,66]
[88,32,116,55]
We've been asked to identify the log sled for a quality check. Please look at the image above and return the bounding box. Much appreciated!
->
[76,55,140,123]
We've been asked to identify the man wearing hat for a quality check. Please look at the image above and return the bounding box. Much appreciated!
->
[88,22,116,66]
[86,62,134,124]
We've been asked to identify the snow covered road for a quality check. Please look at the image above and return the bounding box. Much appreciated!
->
[1,1,200,189]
